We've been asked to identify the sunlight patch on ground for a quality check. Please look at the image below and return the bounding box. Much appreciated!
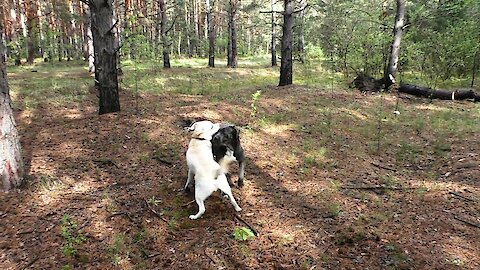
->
[71,179,95,194]
[415,104,451,112]
[440,235,477,268]
[261,123,296,138]
[339,108,369,120]
[37,181,67,206]
[62,109,86,119]
[411,178,477,193]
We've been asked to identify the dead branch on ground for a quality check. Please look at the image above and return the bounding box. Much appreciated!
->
[234,213,259,236]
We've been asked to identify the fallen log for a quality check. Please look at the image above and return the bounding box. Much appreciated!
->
[352,74,480,102]
[399,83,480,102]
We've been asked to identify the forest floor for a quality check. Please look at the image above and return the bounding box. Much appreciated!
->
[1,60,479,270]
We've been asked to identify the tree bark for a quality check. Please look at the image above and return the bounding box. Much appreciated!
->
[24,0,36,64]
[270,0,277,66]
[185,0,193,57]
[206,0,215,67]
[384,0,406,88]
[9,0,22,65]
[88,0,120,115]
[192,0,200,56]
[0,32,25,191]
[227,0,238,68]
[471,50,478,87]
[279,0,294,86]
[399,83,480,102]
[159,0,170,68]
[297,2,306,64]
[83,4,95,72]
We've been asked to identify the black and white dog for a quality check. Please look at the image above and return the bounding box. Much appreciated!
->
[211,123,246,187]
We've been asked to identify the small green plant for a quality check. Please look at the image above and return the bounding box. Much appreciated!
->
[250,90,262,117]
[141,132,150,143]
[303,154,316,168]
[327,203,342,218]
[335,227,366,245]
[234,227,255,241]
[139,153,150,163]
[384,242,411,268]
[61,214,86,258]
[105,233,129,266]
[395,141,420,164]
[147,196,161,207]
[380,174,400,188]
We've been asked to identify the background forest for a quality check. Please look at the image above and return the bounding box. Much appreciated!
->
[1,1,479,270]
[1,0,479,88]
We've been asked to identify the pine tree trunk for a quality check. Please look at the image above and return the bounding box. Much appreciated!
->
[9,0,22,65]
[227,0,237,68]
[279,0,294,86]
[84,5,95,72]
[206,0,215,67]
[0,36,25,191]
[270,0,277,66]
[159,0,170,68]
[192,0,200,56]
[89,0,120,115]
[471,50,478,87]
[24,0,36,64]
[297,4,306,64]
[384,0,406,88]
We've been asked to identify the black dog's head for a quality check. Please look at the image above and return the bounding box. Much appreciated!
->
[211,124,244,162]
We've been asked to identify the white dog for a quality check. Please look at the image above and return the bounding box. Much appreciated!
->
[185,120,242,219]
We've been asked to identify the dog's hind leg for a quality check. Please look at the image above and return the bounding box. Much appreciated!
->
[184,169,194,192]
[217,177,242,212]
[189,197,206,220]
[189,185,213,220]
[237,160,246,187]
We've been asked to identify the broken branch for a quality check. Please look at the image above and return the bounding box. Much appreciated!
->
[371,162,397,172]
[454,216,480,229]
[449,191,476,202]
[341,185,415,191]
[144,199,168,223]
[234,213,258,236]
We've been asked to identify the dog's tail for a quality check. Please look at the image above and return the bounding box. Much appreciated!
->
[217,149,236,176]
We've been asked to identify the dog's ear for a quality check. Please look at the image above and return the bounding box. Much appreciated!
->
[187,122,197,131]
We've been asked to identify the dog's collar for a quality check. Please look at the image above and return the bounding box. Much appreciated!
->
[193,137,207,141]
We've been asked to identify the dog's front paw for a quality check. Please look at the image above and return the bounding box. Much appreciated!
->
[189,214,198,220]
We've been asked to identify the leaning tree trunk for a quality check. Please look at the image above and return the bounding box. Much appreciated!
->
[227,0,238,68]
[270,0,277,66]
[0,32,25,191]
[384,0,406,88]
[88,0,120,115]
[279,0,294,86]
[159,0,170,68]
[206,0,215,67]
